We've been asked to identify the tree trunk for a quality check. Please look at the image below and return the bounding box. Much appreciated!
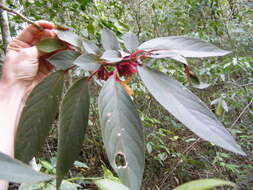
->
[0,0,11,53]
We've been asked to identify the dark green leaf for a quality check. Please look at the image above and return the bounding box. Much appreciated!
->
[0,152,53,183]
[101,28,119,50]
[15,71,64,163]
[47,50,80,70]
[56,78,90,188]
[173,178,236,190]
[101,50,122,63]
[82,40,101,55]
[138,66,245,155]
[98,77,144,190]
[37,38,66,53]
[73,54,100,71]
[57,30,81,47]
[94,179,130,190]
[138,36,231,58]
[122,32,139,53]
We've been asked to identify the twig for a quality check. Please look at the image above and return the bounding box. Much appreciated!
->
[231,97,253,129]
[0,3,43,31]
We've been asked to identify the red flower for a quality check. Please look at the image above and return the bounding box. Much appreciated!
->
[96,66,113,80]
[117,61,137,77]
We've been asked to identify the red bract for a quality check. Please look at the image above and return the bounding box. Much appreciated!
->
[96,66,113,80]
[117,61,137,77]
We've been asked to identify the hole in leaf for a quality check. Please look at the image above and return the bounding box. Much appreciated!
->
[115,152,128,169]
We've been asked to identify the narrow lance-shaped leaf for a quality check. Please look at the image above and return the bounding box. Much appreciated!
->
[101,28,120,50]
[47,50,81,70]
[138,66,245,155]
[37,38,66,53]
[15,71,64,163]
[122,32,139,53]
[73,54,101,71]
[0,152,53,183]
[98,77,144,190]
[173,178,236,190]
[138,36,231,58]
[56,78,90,189]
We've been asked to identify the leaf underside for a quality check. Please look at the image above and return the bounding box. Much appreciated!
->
[98,76,144,190]
[138,66,245,155]
[15,71,64,163]
[138,36,231,58]
[57,30,81,47]
[101,28,120,50]
[73,54,101,71]
[56,77,90,189]
[0,152,53,183]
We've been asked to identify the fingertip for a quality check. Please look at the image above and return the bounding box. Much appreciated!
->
[36,20,55,30]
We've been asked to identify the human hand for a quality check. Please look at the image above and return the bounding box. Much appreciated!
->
[1,21,56,93]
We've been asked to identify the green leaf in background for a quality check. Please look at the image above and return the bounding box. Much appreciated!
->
[138,36,231,58]
[47,50,81,70]
[15,71,64,163]
[0,152,53,183]
[82,40,101,55]
[73,54,101,71]
[37,38,66,53]
[173,178,236,190]
[138,66,245,155]
[122,32,139,53]
[94,179,130,190]
[56,30,82,47]
[101,50,122,63]
[101,28,120,50]
[56,78,90,189]
[98,77,144,190]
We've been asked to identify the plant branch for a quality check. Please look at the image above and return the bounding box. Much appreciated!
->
[230,97,253,129]
[0,0,11,53]
[0,3,43,31]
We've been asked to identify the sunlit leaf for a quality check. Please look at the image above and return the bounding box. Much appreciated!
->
[147,50,187,64]
[98,77,144,190]
[37,38,66,53]
[101,28,119,50]
[101,50,122,63]
[0,152,53,183]
[173,178,236,190]
[138,36,231,58]
[122,32,139,53]
[73,54,100,71]
[138,66,245,155]
[57,30,81,47]
[15,71,64,163]
[47,50,80,70]
[56,78,90,189]
[82,40,101,55]
[94,178,130,190]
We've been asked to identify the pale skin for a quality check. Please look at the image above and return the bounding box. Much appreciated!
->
[0,21,56,189]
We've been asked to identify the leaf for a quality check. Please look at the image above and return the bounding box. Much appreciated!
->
[122,32,139,53]
[73,54,101,71]
[173,178,236,190]
[56,78,90,189]
[94,179,130,190]
[47,50,81,70]
[138,66,245,155]
[37,38,66,53]
[57,30,81,47]
[15,71,64,163]
[82,40,101,55]
[193,83,210,89]
[0,152,53,183]
[98,77,144,190]
[148,50,187,64]
[101,28,120,50]
[101,50,123,63]
[138,36,231,58]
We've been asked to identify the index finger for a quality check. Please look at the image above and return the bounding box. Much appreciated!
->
[15,20,55,45]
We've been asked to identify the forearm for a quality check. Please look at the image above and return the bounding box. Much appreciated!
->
[0,79,27,157]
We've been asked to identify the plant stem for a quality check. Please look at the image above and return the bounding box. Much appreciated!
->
[0,0,11,53]
[0,3,43,31]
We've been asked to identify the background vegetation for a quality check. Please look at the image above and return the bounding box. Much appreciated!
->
[0,0,253,189]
